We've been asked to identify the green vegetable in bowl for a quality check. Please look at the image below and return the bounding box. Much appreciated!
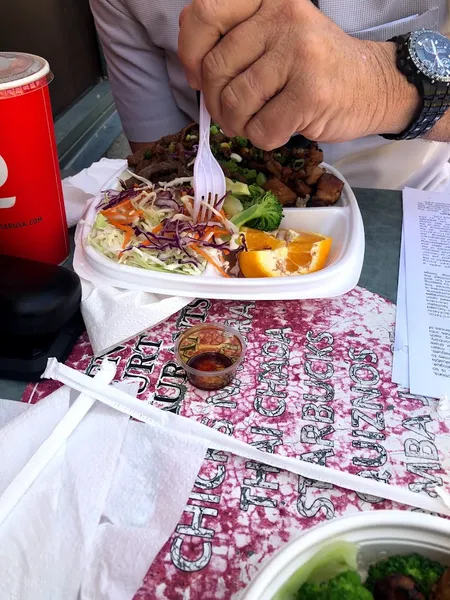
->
[273,543,448,600]
[243,185,266,207]
[297,570,373,600]
[235,136,248,147]
[230,190,283,232]
[256,172,267,187]
[365,553,445,597]
[241,168,257,183]
[273,541,359,600]
[222,195,244,217]
[223,181,283,231]
[225,178,250,197]
[220,159,240,174]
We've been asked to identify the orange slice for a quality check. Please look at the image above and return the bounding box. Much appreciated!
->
[285,235,332,274]
[238,228,332,278]
[242,228,285,251]
[239,246,288,278]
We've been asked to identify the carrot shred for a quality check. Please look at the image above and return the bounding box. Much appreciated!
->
[101,199,132,216]
[204,226,230,237]
[107,218,131,231]
[191,245,230,278]
[105,217,134,249]
[101,199,144,224]
[152,223,163,234]
[121,229,133,249]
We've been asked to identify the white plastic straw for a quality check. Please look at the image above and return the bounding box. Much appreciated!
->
[43,358,450,516]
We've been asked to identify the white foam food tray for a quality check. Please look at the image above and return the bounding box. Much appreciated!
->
[74,163,365,300]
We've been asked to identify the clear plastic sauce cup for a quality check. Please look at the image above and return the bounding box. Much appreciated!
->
[175,323,246,390]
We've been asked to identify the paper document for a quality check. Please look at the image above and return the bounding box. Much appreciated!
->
[403,188,450,398]
[392,229,410,388]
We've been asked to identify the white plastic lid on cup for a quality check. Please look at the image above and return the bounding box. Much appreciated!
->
[0,52,52,97]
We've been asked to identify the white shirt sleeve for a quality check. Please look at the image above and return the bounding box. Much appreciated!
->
[89,0,192,142]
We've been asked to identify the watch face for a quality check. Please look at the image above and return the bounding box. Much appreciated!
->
[409,30,450,82]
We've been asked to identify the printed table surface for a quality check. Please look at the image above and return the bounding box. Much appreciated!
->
[23,289,450,599]
[6,187,432,600]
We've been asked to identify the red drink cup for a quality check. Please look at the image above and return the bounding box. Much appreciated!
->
[0,52,69,264]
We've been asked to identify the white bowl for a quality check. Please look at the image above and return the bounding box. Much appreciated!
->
[242,511,450,600]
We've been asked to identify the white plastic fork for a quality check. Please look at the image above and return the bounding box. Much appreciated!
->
[193,93,227,223]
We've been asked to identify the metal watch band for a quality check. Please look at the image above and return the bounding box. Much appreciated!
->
[381,35,450,141]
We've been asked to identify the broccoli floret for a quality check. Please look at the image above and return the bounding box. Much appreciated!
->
[365,553,445,597]
[239,184,266,208]
[298,571,374,600]
[143,149,152,160]
[230,191,283,231]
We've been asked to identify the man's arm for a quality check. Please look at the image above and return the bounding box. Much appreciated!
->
[90,0,190,150]
[370,41,450,143]
[178,0,450,149]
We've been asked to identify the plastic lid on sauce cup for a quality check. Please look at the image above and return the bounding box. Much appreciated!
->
[0,52,53,99]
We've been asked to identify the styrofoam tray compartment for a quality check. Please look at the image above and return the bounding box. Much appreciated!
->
[242,511,450,600]
[74,163,365,300]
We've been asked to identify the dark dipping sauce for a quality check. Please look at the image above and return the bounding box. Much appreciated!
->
[187,351,234,390]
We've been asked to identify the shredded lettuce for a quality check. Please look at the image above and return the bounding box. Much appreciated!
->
[87,179,240,276]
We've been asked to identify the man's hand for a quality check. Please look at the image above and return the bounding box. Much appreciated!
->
[178,0,420,149]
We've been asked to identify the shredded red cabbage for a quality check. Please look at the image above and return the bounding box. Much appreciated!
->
[179,257,199,266]
[154,198,180,211]
[214,190,230,211]
[97,188,141,210]
[153,189,181,211]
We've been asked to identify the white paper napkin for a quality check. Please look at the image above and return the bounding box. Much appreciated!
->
[81,419,207,600]
[62,158,191,356]
[0,373,207,599]
[0,386,129,599]
[63,158,128,227]
[0,398,29,428]
[81,282,190,357]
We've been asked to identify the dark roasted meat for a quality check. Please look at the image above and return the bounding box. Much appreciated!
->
[126,123,345,206]
[373,574,425,600]
[311,173,345,206]
[263,177,298,205]
[294,180,312,198]
[431,568,450,600]
[305,164,326,185]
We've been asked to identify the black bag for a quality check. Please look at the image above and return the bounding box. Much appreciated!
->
[0,255,85,381]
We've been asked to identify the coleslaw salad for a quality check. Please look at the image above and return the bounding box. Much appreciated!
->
[88,174,241,278]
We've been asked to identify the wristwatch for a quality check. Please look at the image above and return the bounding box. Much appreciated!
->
[381,30,450,140]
